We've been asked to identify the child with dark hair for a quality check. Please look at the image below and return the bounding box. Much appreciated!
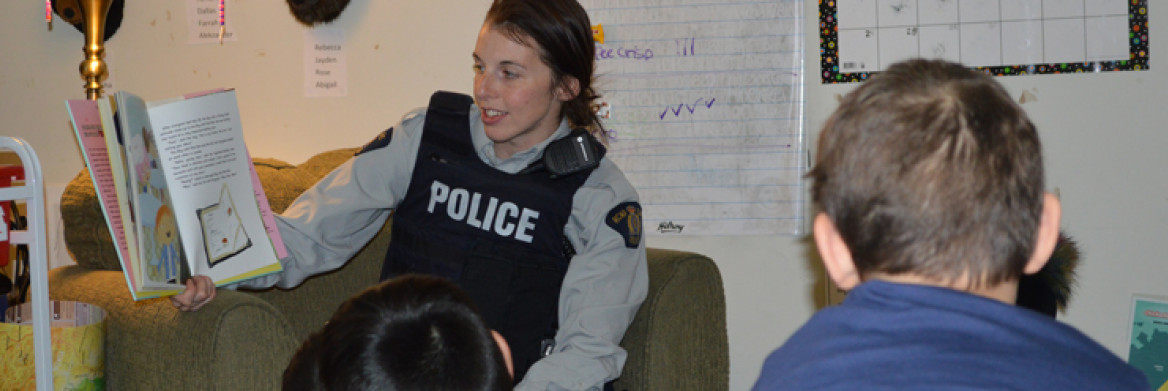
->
[752,59,1149,390]
[283,274,513,391]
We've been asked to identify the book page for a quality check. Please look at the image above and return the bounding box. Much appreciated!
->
[99,97,180,299]
[246,150,289,259]
[159,88,287,258]
[147,90,282,285]
[115,92,191,291]
[67,99,136,291]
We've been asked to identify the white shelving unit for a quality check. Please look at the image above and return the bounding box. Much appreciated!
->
[0,137,50,391]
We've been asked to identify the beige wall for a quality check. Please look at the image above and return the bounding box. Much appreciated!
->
[2,2,1166,389]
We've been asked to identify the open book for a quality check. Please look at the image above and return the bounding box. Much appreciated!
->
[67,89,286,300]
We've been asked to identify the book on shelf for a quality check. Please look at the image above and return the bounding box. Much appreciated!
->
[66,89,286,301]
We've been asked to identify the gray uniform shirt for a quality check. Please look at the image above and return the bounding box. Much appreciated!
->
[239,106,649,391]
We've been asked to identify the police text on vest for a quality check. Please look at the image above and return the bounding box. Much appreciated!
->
[427,180,540,243]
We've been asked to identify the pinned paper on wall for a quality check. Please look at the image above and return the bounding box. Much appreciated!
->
[303,27,349,98]
[186,0,237,45]
[580,0,805,236]
[1128,295,1168,389]
[821,0,1149,83]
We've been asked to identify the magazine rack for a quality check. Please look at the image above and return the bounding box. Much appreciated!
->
[0,137,50,390]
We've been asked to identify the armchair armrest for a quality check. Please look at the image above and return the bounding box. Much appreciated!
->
[48,266,300,390]
[615,248,729,391]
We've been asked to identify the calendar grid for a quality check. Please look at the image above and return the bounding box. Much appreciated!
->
[820,0,1148,83]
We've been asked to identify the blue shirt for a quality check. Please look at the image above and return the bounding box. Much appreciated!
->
[753,280,1150,391]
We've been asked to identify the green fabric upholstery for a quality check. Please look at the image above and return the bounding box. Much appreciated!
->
[615,248,729,391]
[59,169,121,271]
[48,266,299,390]
[50,148,728,390]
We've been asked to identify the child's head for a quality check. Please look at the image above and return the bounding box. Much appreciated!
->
[810,59,1060,293]
[154,205,176,242]
[283,274,512,391]
[482,0,600,131]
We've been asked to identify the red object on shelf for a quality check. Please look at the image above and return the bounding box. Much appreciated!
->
[0,164,26,268]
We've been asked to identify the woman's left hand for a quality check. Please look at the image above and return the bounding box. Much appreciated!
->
[170,275,217,312]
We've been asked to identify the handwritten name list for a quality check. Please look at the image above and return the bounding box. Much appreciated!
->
[303,28,348,98]
[186,0,236,44]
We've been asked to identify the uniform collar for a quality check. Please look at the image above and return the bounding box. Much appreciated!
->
[469,103,572,174]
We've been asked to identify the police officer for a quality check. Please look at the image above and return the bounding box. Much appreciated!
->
[173,1,648,390]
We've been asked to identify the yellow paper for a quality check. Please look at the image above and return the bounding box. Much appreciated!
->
[2,302,106,390]
[592,24,604,44]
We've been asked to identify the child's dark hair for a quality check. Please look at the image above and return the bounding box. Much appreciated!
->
[283,274,511,391]
[484,0,604,135]
[809,59,1045,289]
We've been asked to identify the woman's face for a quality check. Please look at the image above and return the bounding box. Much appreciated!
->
[473,24,576,159]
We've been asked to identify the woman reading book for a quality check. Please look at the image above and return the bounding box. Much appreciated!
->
[172,1,647,389]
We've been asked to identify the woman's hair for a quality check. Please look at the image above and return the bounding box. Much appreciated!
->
[283,274,511,391]
[483,0,604,136]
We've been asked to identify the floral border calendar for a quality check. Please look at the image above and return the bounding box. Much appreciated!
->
[819,0,1149,83]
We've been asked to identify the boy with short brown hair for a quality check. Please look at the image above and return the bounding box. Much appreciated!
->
[752,59,1149,390]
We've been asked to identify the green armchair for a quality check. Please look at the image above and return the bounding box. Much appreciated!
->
[50,148,729,390]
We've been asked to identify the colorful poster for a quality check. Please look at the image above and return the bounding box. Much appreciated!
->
[1129,295,1168,390]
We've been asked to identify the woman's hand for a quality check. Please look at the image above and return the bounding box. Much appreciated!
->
[170,275,217,311]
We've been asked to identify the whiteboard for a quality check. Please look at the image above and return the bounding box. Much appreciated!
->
[580,0,806,236]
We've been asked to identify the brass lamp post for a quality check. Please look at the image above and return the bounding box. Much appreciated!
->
[78,0,114,100]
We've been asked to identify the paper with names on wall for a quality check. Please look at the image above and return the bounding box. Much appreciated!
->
[186,0,237,44]
[579,0,805,236]
[304,27,349,98]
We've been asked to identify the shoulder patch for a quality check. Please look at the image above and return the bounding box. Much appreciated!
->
[355,127,394,156]
[605,202,643,249]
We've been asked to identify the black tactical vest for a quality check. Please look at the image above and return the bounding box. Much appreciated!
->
[382,91,598,382]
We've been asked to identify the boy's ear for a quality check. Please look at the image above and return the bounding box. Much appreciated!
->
[1023,193,1063,275]
[814,213,861,290]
